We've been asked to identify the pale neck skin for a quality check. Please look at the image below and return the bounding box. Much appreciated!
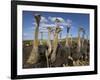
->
[65,26,71,47]
[27,15,41,64]
[47,28,52,56]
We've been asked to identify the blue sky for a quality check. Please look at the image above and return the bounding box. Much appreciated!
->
[22,11,89,40]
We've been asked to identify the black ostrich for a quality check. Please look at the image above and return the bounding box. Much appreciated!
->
[32,44,48,68]
[50,43,73,67]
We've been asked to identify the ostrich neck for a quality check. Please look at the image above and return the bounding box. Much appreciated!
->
[47,31,52,55]
[48,31,51,43]
[48,31,52,46]
[34,25,39,48]
[78,31,81,42]
[77,31,81,52]
[65,32,70,47]
[53,33,58,50]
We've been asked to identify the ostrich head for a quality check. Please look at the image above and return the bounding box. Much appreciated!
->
[79,27,84,33]
[55,27,62,33]
[55,18,61,28]
[34,14,41,26]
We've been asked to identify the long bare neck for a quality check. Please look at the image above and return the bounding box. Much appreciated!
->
[77,31,81,52]
[65,32,70,47]
[53,33,58,48]
[34,26,39,48]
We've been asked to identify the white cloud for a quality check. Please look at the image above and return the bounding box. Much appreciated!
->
[61,23,67,26]
[66,19,72,26]
[41,24,55,27]
[32,22,36,26]
[39,24,54,32]
[23,33,28,36]
[31,26,34,30]
[32,16,48,26]
[39,24,64,32]
[40,16,48,23]
[60,19,72,28]
[39,27,47,31]
[48,16,65,23]
[39,29,48,33]
[60,26,64,29]
[40,23,56,30]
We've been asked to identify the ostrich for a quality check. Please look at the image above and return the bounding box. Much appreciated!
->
[77,27,83,53]
[82,29,85,48]
[65,19,72,48]
[64,19,73,65]
[43,27,53,67]
[64,19,73,63]
[46,27,53,56]
[50,27,62,64]
[81,29,86,61]
[78,27,85,56]
[78,27,89,65]
[50,18,62,63]
[81,30,89,63]
[85,34,89,63]
[72,27,85,66]
[27,14,41,64]
[50,19,74,66]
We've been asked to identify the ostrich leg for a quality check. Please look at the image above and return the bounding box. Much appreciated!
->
[27,14,41,64]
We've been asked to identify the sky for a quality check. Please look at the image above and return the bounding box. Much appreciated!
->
[22,11,89,40]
